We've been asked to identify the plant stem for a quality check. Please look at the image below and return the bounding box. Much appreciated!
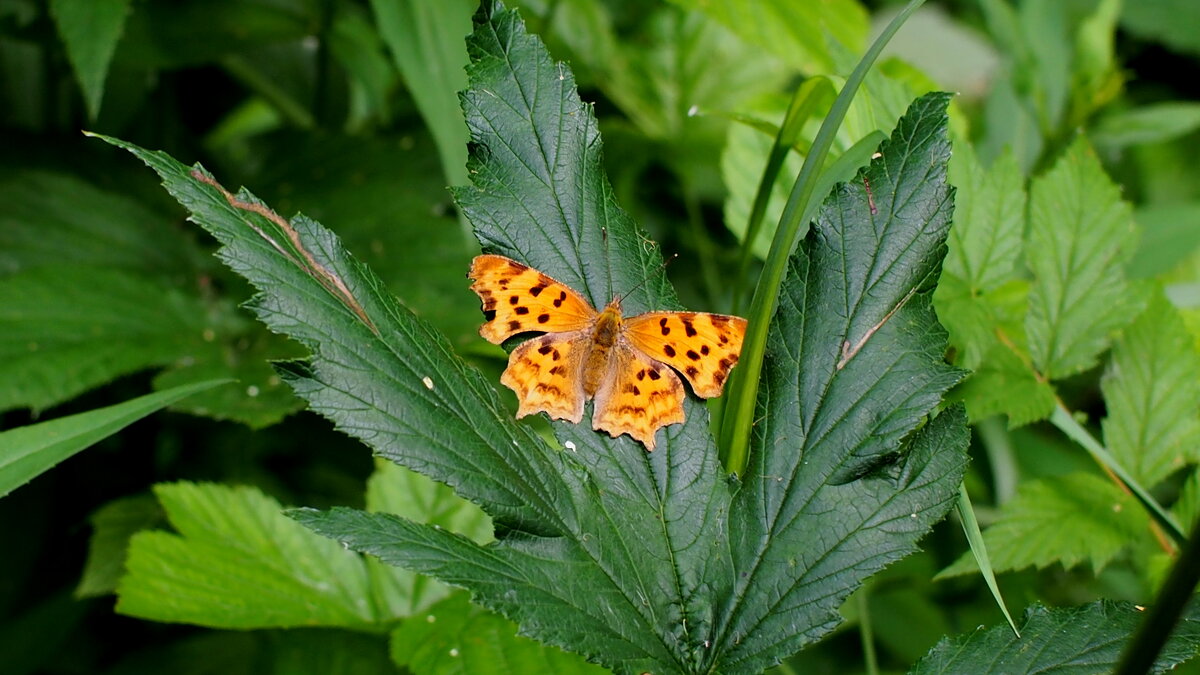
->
[858,589,879,675]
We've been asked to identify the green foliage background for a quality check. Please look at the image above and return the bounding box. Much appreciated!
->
[2,0,1200,673]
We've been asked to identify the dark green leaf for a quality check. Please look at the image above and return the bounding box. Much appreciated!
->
[0,170,197,279]
[0,266,210,412]
[48,0,132,118]
[391,593,605,674]
[713,92,969,672]
[76,493,163,598]
[911,600,1200,674]
[0,380,225,498]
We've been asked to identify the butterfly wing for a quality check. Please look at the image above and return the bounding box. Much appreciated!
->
[469,254,597,344]
[501,332,589,423]
[591,343,685,451]
[624,311,748,398]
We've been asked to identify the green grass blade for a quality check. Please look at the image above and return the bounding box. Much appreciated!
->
[957,483,1020,636]
[733,77,835,312]
[0,379,227,498]
[720,0,928,475]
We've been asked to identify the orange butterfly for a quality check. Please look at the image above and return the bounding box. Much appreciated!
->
[469,254,747,451]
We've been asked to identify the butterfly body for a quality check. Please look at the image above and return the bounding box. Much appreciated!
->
[469,254,747,451]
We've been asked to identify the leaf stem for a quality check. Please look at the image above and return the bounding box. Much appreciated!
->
[976,416,1018,504]
[857,589,879,675]
[1049,405,1185,546]
[718,0,928,476]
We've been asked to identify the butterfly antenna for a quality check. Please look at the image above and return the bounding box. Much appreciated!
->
[617,252,678,304]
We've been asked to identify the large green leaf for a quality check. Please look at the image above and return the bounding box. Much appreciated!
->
[0,380,225,499]
[100,3,968,672]
[911,600,1200,674]
[714,91,968,673]
[669,0,868,74]
[1026,137,1146,379]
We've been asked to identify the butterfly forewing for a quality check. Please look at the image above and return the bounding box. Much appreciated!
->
[469,254,598,344]
[624,311,748,398]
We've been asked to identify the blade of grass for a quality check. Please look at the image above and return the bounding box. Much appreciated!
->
[1050,404,1186,545]
[719,0,928,475]
[957,482,1020,636]
[732,76,835,313]
[0,379,229,498]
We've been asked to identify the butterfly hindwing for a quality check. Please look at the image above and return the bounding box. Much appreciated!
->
[501,332,589,423]
[624,311,748,398]
[469,254,597,344]
[591,343,685,452]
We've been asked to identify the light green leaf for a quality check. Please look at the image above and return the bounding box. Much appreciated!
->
[369,0,473,188]
[669,0,868,74]
[1026,137,1146,379]
[1101,291,1200,487]
[117,482,383,629]
[937,473,1150,578]
[76,494,163,598]
[0,380,224,499]
[913,600,1200,674]
[1176,468,1200,532]
[0,266,211,412]
[950,341,1056,426]
[1121,0,1200,57]
[48,0,132,118]
[1093,102,1200,150]
[365,460,491,619]
[391,593,605,675]
[941,143,1025,295]
[1129,202,1200,279]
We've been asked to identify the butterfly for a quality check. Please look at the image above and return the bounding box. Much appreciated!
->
[469,254,748,451]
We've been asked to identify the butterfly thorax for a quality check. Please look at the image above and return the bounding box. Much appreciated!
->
[582,299,624,396]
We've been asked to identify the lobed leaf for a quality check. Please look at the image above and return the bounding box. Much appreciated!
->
[117,482,384,629]
[714,92,970,673]
[1025,137,1146,379]
[911,600,1200,674]
[1101,291,1200,487]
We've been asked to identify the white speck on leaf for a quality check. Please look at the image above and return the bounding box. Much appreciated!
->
[687,105,699,117]
[565,441,576,451]
[426,614,437,623]
[422,376,434,390]
[449,648,459,657]
[246,385,259,397]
